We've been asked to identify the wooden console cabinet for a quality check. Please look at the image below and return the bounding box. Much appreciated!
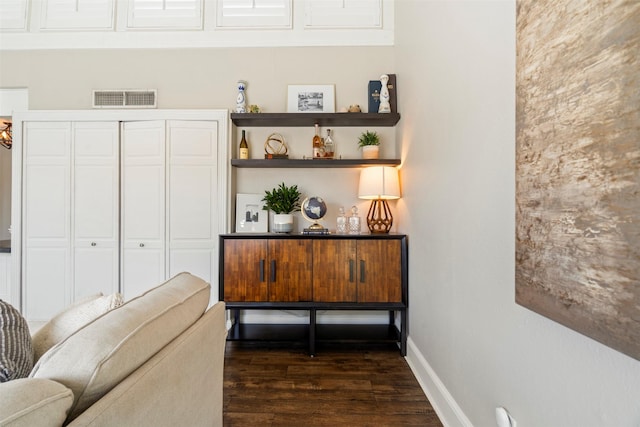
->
[219,234,408,355]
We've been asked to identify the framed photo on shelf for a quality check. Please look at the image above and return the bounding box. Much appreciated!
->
[235,193,268,233]
[287,85,335,113]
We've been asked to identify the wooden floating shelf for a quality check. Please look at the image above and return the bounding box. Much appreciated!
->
[230,158,401,168]
[230,112,401,127]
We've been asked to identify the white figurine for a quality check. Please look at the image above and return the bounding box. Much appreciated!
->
[236,81,247,113]
[378,74,391,113]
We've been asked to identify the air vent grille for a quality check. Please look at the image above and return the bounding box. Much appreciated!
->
[93,90,157,108]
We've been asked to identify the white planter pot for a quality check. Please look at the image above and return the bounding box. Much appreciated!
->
[361,145,379,159]
[272,213,294,233]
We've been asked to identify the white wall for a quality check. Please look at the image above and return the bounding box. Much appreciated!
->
[395,1,640,426]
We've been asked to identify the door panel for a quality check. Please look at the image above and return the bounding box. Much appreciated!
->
[312,239,357,302]
[121,121,166,298]
[357,240,402,303]
[73,122,120,298]
[169,248,213,284]
[122,247,165,300]
[268,239,312,302]
[167,120,218,287]
[23,122,71,320]
[223,239,268,302]
[24,248,69,321]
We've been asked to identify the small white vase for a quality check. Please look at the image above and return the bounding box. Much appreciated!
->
[362,145,379,159]
[272,213,293,233]
[378,74,391,113]
[236,81,247,113]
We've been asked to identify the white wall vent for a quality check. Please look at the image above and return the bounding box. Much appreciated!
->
[92,90,157,108]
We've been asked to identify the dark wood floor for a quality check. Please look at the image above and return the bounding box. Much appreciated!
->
[223,342,443,426]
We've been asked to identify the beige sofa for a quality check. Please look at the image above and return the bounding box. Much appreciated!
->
[0,272,227,427]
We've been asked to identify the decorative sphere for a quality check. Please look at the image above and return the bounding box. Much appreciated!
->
[301,197,327,222]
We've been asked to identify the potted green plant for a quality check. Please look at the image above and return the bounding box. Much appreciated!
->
[262,182,302,233]
[358,130,380,159]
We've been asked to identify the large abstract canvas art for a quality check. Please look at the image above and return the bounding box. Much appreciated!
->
[516,1,640,360]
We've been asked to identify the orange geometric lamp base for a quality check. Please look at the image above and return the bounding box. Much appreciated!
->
[366,198,393,234]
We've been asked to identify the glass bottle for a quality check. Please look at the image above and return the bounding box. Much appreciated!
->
[336,206,347,234]
[239,130,249,159]
[324,129,335,159]
[312,123,322,158]
[348,206,361,235]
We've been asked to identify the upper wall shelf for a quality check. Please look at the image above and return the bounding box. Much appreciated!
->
[230,112,401,127]
[231,159,401,168]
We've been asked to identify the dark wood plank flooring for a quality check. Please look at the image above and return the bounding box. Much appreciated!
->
[223,342,443,426]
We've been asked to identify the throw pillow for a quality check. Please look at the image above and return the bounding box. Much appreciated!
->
[0,299,34,382]
[32,292,124,361]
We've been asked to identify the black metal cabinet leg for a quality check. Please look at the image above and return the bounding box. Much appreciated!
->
[309,309,316,357]
[400,309,407,356]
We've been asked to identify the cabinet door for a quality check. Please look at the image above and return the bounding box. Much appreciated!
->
[357,240,402,303]
[268,239,312,302]
[167,120,218,284]
[23,122,71,320]
[223,239,268,302]
[121,121,166,299]
[72,122,120,300]
[312,240,357,302]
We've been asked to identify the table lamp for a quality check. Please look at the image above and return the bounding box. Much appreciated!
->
[0,121,11,149]
[358,166,400,233]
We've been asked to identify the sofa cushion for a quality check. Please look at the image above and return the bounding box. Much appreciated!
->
[30,272,211,421]
[0,378,73,427]
[32,292,124,361]
[0,300,33,382]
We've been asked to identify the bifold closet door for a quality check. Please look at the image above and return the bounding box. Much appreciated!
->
[23,121,119,321]
[22,122,71,320]
[72,122,120,300]
[167,120,219,284]
[121,121,166,300]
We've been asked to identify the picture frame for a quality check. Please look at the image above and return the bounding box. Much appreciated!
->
[287,85,335,113]
[235,193,268,233]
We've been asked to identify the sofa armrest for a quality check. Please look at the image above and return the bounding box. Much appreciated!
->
[67,302,227,427]
[0,378,73,427]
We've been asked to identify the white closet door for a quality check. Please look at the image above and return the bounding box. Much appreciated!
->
[167,120,218,284]
[23,122,71,321]
[73,122,120,300]
[121,120,166,299]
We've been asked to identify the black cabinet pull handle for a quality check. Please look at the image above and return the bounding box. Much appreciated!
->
[259,259,265,282]
[349,259,355,282]
[270,260,276,282]
[360,260,365,283]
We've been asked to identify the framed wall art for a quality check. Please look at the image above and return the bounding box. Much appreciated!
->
[515,0,640,361]
[235,193,267,233]
[287,84,335,113]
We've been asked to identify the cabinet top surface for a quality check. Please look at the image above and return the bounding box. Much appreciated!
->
[220,233,406,240]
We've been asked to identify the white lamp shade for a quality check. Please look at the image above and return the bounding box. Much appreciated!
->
[358,166,401,200]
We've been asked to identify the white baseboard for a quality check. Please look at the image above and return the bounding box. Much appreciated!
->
[405,337,473,427]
